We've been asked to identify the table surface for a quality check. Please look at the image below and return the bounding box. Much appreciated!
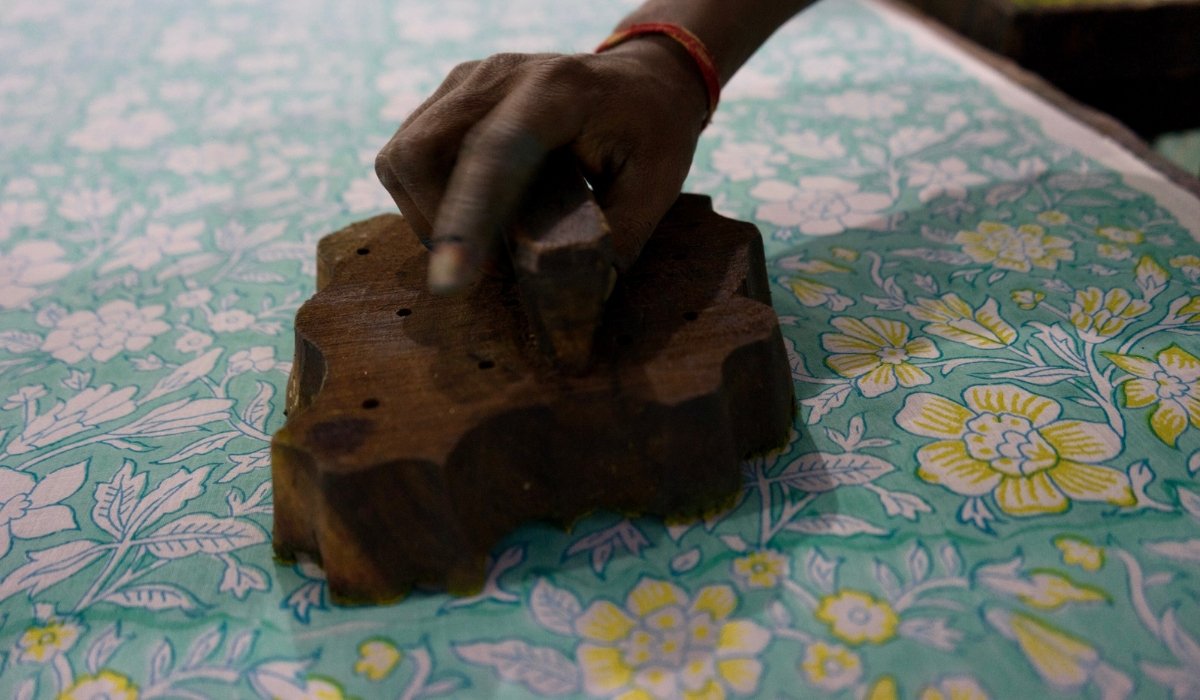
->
[2,0,1199,698]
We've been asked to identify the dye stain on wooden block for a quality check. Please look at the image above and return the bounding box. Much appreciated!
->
[270,194,795,603]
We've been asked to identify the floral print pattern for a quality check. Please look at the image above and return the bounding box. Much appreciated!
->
[2,0,1199,698]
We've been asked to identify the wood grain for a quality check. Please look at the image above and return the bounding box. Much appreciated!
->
[271,195,795,602]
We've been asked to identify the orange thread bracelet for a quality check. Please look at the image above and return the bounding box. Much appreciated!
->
[595,22,720,127]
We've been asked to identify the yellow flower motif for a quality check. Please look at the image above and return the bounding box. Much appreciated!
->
[815,590,899,645]
[788,278,852,311]
[986,609,1131,695]
[954,221,1073,272]
[908,294,1016,349]
[298,676,346,700]
[1053,536,1104,571]
[731,550,789,589]
[897,384,1134,516]
[1171,254,1200,281]
[919,676,990,700]
[1036,210,1069,225]
[1068,287,1150,342]
[1010,289,1045,310]
[800,642,862,692]
[1096,226,1143,244]
[574,578,769,699]
[822,317,939,397]
[866,676,899,700]
[58,670,138,700]
[1016,570,1108,609]
[18,620,81,663]
[831,246,859,262]
[354,638,402,681]
[1104,344,1200,446]
[1095,244,1132,261]
[1135,255,1169,299]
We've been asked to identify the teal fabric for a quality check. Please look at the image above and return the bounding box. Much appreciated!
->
[2,0,1199,698]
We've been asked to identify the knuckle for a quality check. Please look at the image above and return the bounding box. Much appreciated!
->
[539,54,593,85]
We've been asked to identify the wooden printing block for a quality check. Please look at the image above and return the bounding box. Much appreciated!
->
[270,194,795,603]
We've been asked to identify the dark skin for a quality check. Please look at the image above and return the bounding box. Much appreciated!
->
[375,0,812,294]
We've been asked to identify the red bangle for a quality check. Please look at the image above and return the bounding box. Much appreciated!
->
[595,22,720,127]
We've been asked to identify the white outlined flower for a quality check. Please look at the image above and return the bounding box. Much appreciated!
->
[41,301,171,363]
[0,241,71,309]
[752,177,891,235]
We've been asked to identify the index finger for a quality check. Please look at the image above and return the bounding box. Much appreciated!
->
[427,58,592,294]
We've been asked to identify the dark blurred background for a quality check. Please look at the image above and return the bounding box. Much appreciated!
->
[902,0,1200,174]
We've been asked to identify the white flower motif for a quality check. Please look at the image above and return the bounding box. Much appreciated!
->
[779,131,846,160]
[798,55,851,82]
[155,20,233,64]
[0,462,86,558]
[41,300,171,363]
[229,346,276,374]
[68,109,175,152]
[58,188,118,222]
[825,90,906,120]
[711,141,782,181]
[174,330,213,354]
[722,66,784,100]
[208,309,257,333]
[164,143,249,175]
[174,288,213,309]
[100,221,205,273]
[6,384,137,454]
[752,177,892,235]
[0,241,72,309]
[0,199,46,240]
[342,176,396,214]
[907,158,988,202]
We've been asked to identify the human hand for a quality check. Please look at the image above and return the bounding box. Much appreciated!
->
[374,38,709,293]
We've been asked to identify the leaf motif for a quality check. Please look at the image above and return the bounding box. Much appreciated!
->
[155,253,222,283]
[224,630,258,665]
[142,349,222,403]
[84,624,125,675]
[143,514,265,559]
[219,557,270,599]
[939,544,963,575]
[671,547,701,574]
[149,639,175,684]
[906,543,931,583]
[805,548,839,594]
[1178,489,1200,520]
[31,459,88,504]
[157,431,241,464]
[183,625,224,669]
[1136,255,1169,301]
[242,381,274,431]
[112,398,232,438]
[1161,608,1200,667]
[1146,540,1200,563]
[801,383,852,424]
[784,514,888,536]
[14,678,34,700]
[0,540,107,601]
[720,534,749,553]
[529,579,582,637]
[990,366,1088,385]
[891,248,976,266]
[875,488,932,520]
[778,452,893,492]
[0,330,42,353]
[874,560,903,600]
[104,584,200,612]
[220,448,272,484]
[92,460,145,538]
[128,465,211,532]
[454,640,580,696]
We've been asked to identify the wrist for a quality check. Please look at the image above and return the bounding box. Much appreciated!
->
[597,33,712,129]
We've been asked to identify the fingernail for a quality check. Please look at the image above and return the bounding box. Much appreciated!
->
[428,242,469,294]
